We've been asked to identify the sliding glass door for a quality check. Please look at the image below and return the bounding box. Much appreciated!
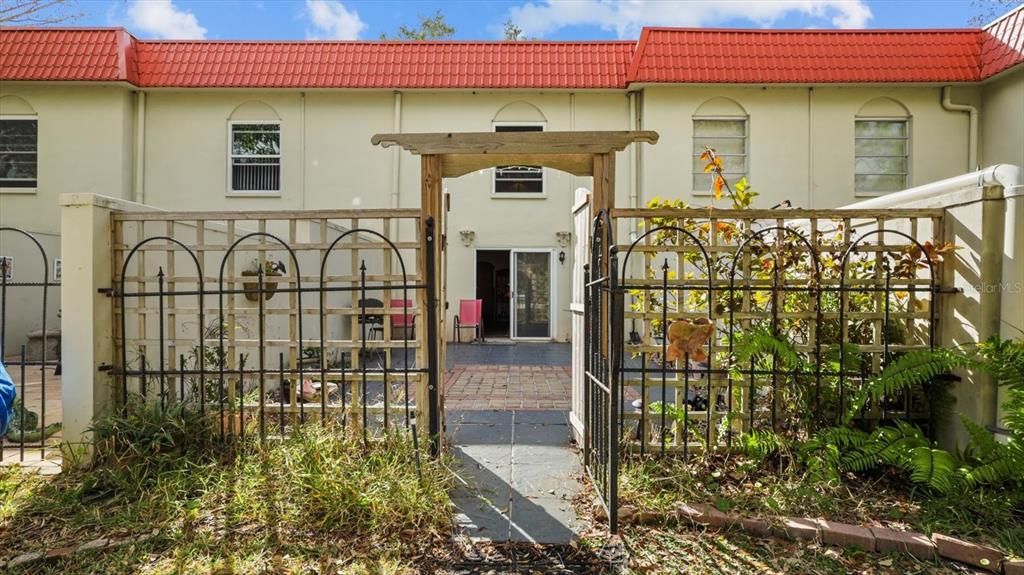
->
[511,250,552,339]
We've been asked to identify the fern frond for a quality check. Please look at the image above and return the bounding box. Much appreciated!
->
[977,336,1024,391]
[960,414,1001,461]
[905,446,958,493]
[843,349,974,424]
[731,330,804,373]
[963,440,1023,487]
[739,429,787,461]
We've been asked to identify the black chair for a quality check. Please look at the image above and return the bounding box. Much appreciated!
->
[357,298,385,340]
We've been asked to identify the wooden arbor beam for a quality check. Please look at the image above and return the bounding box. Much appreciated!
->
[371,130,659,157]
[372,131,658,178]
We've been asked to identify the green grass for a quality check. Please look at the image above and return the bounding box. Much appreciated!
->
[0,404,453,574]
[617,454,1024,558]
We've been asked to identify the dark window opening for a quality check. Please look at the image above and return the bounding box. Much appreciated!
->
[494,124,543,195]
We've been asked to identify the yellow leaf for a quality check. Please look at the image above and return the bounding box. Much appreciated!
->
[713,176,724,199]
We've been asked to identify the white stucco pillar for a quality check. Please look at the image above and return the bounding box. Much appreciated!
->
[58,194,121,462]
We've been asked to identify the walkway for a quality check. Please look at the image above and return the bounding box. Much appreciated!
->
[445,343,582,545]
[448,410,582,544]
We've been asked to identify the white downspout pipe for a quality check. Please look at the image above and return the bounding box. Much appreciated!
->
[941,85,978,172]
[133,91,145,204]
[391,91,402,210]
[628,91,639,208]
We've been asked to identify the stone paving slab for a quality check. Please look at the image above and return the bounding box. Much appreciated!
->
[447,410,581,545]
[510,495,581,543]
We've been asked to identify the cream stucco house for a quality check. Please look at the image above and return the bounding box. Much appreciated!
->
[1,8,1022,346]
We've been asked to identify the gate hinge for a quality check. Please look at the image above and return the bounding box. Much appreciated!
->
[935,286,961,294]
[98,287,114,296]
[98,363,113,372]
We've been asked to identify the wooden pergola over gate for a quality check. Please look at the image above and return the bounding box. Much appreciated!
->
[371,130,659,452]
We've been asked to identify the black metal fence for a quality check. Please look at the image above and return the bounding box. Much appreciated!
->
[583,211,619,531]
[0,226,61,462]
[582,208,949,530]
[110,214,440,454]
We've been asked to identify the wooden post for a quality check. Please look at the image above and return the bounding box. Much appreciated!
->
[421,154,444,453]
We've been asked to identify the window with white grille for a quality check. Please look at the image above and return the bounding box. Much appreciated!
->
[494,124,544,195]
[855,119,909,195]
[692,118,747,194]
[0,117,38,190]
[230,122,280,193]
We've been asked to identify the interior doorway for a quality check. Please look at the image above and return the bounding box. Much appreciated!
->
[475,249,511,338]
[475,249,553,340]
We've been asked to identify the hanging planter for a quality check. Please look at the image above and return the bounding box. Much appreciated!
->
[242,259,286,302]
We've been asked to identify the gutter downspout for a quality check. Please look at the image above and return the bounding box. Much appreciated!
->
[391,91,402,210]
[133,91,145,204]
[941,86,978,172]
[300,92,307,209]
[807,87,813,208]
[629,91,639,208]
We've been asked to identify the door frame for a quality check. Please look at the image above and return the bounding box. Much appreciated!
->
[509,247,556,341]
[472,246,556,341]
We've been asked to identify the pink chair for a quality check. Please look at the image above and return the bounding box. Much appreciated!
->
[389,299,414,339]
[454,299,484,343]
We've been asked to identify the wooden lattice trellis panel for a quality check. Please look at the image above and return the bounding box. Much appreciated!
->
[609,207,947,453]
[111,209,428,437]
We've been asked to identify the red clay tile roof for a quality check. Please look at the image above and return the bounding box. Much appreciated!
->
[134,40,635,89]
[1,6,1022,89]
[627,28,985,84]
[981,7,1024,78]
[0,27,138,83]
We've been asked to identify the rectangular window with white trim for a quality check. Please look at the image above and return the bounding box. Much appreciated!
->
[692,118,747,194]
[855,119,909,195]
[494,124,544,195]
[0,117,38,190]
[230,122,280,193]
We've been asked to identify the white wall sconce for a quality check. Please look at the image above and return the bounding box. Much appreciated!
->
[556,231,572,248]
[459,230,475,247]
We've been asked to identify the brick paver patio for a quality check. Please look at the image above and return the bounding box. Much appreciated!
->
[444,364,571,410]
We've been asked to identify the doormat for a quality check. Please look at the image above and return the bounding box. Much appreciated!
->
[474,339,516,346]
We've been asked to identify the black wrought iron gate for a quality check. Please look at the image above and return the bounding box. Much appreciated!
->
[583,210,620,531]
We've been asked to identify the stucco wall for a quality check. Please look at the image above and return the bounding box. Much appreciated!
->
[640,85,976,209]
[1,85,135,350]
[981,67,1024,168]
[0,81,1002,347]
[139,90,631,341]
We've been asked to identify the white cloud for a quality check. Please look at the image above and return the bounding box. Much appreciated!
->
[305,0,366,40]
[127,0,207,39]
[505,0,873,39]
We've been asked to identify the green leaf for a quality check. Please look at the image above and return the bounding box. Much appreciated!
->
[906,446,958,493]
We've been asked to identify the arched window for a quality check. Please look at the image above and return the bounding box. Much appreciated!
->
[692,97,747,194]
[492,101,547,196]
[855,97,910,195]
[0,95,38,191]
[227,101,281,194]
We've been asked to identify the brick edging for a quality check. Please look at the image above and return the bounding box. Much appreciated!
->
[616,502,1022,574]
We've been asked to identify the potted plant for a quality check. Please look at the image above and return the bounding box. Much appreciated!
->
[241,259,286,302]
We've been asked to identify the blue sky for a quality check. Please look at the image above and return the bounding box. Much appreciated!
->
[71,1,1005,41]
